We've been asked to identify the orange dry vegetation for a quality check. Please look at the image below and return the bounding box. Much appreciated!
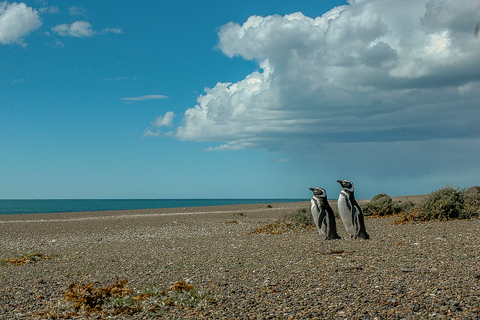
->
[2,253,48,265]
[169,280,195,292]
[64,278,145,315]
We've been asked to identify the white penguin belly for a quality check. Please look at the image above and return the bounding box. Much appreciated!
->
[310,199,327,239]
[310,199,320,230]
[338,193,357,238]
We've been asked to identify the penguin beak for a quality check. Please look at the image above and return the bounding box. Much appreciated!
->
[336,180,343,185]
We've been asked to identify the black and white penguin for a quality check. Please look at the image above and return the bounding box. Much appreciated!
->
[336,179,370,239]
[309,187,341,240]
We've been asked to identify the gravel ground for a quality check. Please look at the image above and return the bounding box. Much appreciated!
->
[1,199,480,319]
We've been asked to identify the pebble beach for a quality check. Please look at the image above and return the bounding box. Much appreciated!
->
[1,197,480,319]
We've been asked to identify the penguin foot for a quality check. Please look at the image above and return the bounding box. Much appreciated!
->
[325,236,342,240]
[327,234,342,240]
[357,232,370,239]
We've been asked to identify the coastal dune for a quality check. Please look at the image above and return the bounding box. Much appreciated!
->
[1,198,479,319]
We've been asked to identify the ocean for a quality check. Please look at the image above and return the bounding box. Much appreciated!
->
[0,199,306,215]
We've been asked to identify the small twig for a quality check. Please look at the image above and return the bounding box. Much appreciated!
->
[315,250,354,255]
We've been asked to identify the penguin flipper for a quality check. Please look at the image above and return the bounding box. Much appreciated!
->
[325,208,341,240]
[354,207,370,239]
[318,210,327,239]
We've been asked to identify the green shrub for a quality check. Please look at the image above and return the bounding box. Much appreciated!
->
[396,186,473,223]
[248,208,313,234]
[398,200,416,214]
[285,208,313,226]
[462,186,480,218]
[362,193,402,216]
[419,186,464,221]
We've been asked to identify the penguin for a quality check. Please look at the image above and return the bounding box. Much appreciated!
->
[336,179,370,239]
[309,187,341,240]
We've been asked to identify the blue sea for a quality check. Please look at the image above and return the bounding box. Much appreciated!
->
[0,199,305,215]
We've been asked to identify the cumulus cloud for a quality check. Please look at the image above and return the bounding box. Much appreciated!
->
[153,111,175,127]
[52,21,122,38]
[0,2,42,46]
[172,0,480,153]
[143,111,175,138]
[52,21,94,37]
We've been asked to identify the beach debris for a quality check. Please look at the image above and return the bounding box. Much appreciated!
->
[315,250,354,255]
[1,253,49,265]
[334,266,363,272]
[225,220,238,224]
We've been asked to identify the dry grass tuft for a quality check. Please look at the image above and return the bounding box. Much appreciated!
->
[64,278,140,315]
[1,253,49,266]
[169,280,194,292]
[34,278,214,318]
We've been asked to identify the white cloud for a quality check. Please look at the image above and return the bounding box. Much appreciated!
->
[38,6,60,15]
[69,6,87,17]
[0,2,42,46]
[143,111,175,138]
[143,128,161,138]
[101,27,122,34]
[54,38,64,48]
[153,111,175,127]
[122,94,168,101]
[205,144,243,151]
[172,0,480,153]
[52,21,93,37]
[52,21,122,38]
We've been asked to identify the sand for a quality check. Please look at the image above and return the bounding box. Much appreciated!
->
[1,197,479,319]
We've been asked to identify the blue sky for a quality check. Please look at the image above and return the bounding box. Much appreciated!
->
[1,0,479,200]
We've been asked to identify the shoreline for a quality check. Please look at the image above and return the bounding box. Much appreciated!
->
[0,194,426,220]
[0,201,308,222]
[0,198,307,216]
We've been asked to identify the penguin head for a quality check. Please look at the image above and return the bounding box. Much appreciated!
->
[336,179,354,192]
[309,187,327,198]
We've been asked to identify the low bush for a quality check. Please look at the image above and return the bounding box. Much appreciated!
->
[284,208,314,227]
[362,193,402,216]
[395,185,480,223]
[462,186,480,217]
[248,208,313,234]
